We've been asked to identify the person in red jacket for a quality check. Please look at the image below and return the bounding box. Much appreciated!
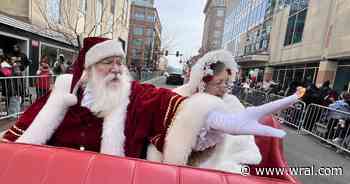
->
[35,56,53,98]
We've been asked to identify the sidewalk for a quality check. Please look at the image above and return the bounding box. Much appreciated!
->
[283,124,350,184]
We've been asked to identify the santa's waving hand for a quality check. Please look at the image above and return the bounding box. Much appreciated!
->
[15,70,88,144]
[206,87,306,138]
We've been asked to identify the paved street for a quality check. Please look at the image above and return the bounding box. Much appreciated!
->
[283,125,350,184]
[149,76,178,89]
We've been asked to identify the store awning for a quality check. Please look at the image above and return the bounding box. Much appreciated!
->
[0,14,78,47]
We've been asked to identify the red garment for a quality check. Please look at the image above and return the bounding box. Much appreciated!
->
[3,81,186,159]
[36,70,51,89]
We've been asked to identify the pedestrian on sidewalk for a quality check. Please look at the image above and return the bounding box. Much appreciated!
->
[53,54,66,75]
[8,44,30,117]
[36,56,53,98]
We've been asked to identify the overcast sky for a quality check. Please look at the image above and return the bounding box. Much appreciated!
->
[154,1,205,59]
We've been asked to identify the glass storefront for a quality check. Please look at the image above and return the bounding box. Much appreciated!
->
[40,43,76,68]
[273,65,318,89]
[333,65,350,92]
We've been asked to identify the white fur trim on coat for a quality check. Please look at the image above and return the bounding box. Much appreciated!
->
[16,74,77,144]
[172,84,194,97]
[147,144,163,162]
[85,39,125,68]
[151,86,262,173]
[162,93,224,165]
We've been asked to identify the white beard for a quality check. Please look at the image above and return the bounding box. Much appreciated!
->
[87,66,131,118]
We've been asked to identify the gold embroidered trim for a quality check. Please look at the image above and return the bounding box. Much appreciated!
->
[13,125,24,134]
[150,134,162,145]
[172,97,184,114]
[163,95,178,127]
[162,102,185,162]
[8,129,21,137]
[169,102,184,128]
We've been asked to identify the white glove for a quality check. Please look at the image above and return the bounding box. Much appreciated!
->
[207,94,301,138]
[16,73,85,144]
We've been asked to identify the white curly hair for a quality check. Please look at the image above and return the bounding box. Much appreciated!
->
[188,49,238,93]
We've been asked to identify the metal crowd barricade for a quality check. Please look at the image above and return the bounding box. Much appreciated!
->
[301,103,350,153]
[267,94,306,130]
[240,88,268,106]
[236,87,350,154]
[236,89,306,129]
[0,75,57,121]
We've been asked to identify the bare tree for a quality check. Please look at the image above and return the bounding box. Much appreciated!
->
[34,0,125,49]
[161,27,179,52]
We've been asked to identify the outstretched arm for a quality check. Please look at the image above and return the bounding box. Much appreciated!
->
[206,87,305,138]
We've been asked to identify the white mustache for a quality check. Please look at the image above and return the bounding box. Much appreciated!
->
[104,73,121,83]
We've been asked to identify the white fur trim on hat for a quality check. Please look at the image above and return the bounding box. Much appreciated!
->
[85,40,125,68]
[188,49,238,94]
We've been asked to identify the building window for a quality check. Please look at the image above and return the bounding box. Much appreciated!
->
[95,0,103,36]
[272,70,278,81]
[217,9,224,17]
[132,39,144,46]
[133,27,144,35]
[284,9,307,46]
[144,38,152,47]
[215,20,222,27]
[132,48,142,58]
[146,14,155,22]
[216,0,224,6]
[111,0,115,14]
[290,0,309,15]
[79,0,87,14]
[294,69,304,83]
[214,30,221,38]
[134,10,145,20]
[47,0,61,23]
[144,50,151,60]
[145,28,153,37]
[284,0,309,46]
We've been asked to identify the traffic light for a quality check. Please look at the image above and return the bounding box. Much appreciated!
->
[165,50,168,56]
[176,51,180,57]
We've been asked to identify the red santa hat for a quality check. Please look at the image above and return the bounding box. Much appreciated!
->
[84,39,125,68]
[70,37,125,93]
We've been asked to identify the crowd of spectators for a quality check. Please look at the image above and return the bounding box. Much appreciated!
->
[0,46,73,119]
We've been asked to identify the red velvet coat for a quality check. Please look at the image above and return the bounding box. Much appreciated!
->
[3,81,186,159]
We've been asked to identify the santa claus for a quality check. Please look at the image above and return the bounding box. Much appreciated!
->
[1,37,304,169]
